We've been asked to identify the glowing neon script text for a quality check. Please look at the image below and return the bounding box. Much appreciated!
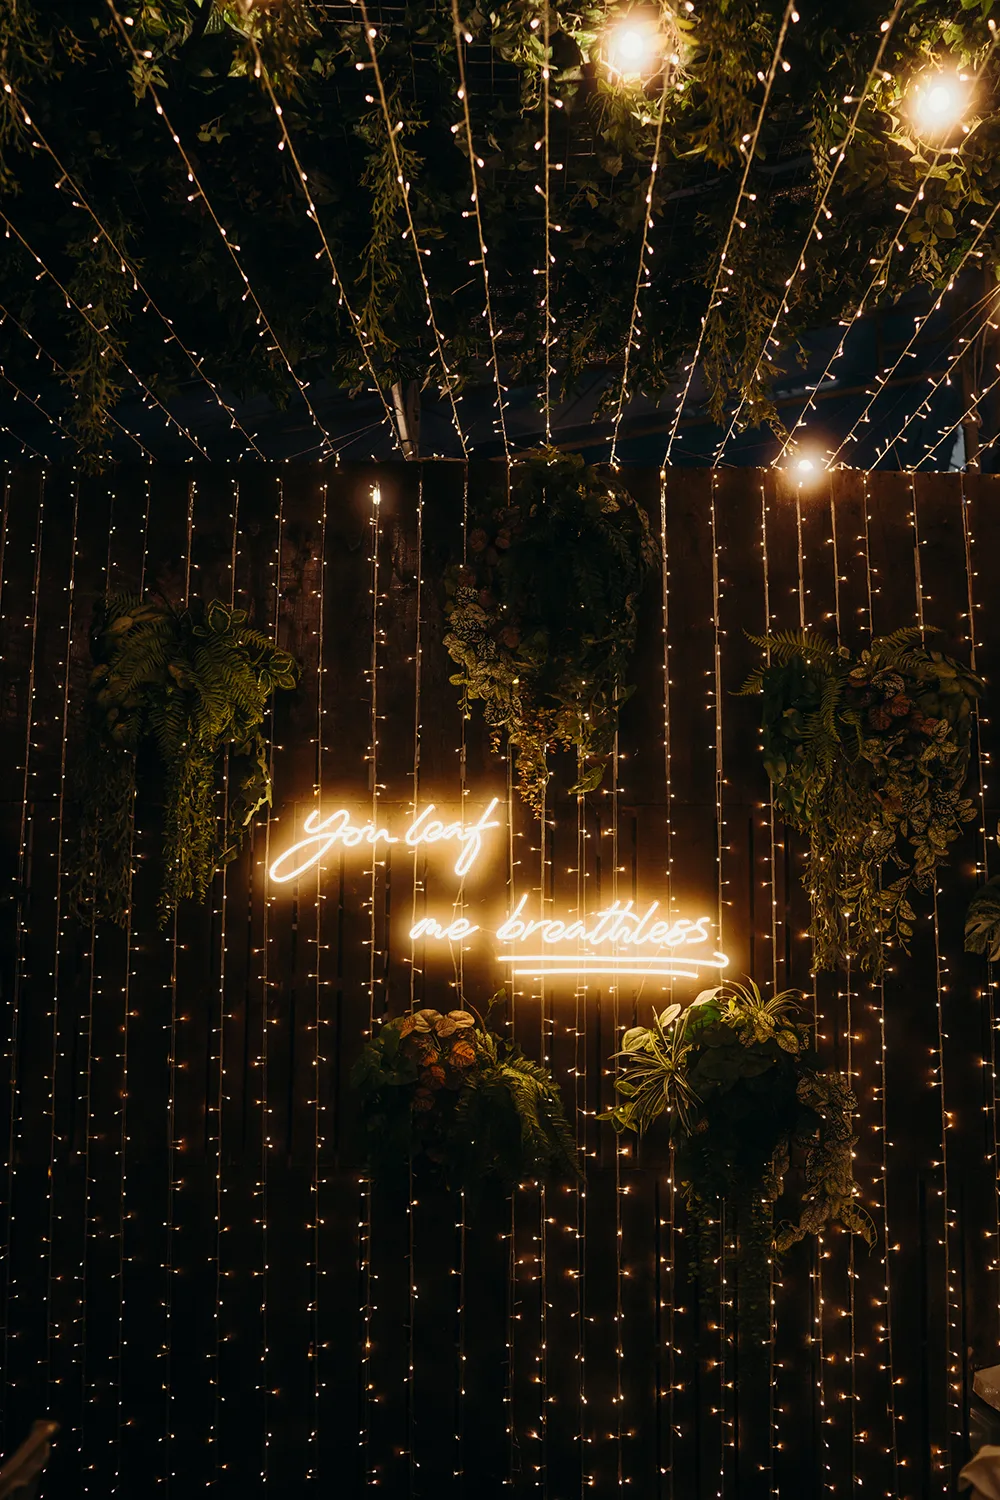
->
[269,798,501,883]
[410,898,729,981]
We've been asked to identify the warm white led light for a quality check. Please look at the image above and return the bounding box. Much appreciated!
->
[602,15,662,80]
[910,69,971,135]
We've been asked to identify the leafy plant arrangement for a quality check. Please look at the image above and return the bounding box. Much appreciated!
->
[965,823,1000,961]
[442,449,656,813]
[352,993,580,1198]
[70,592,299,925]
[739,628,982,974]
[600,981,873,1343]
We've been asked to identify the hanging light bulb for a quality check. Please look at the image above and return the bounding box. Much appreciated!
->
[909,68,972,137]
[783,442,829,485]
[601,11,664,82]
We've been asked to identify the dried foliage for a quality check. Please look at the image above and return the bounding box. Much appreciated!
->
[740,628,982,974]
[443,449,655,813]
[601,980,873,1344]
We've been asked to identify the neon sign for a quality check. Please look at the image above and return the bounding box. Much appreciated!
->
[269,798,502,882]
[269,797,728,983]
[411,899,728,981]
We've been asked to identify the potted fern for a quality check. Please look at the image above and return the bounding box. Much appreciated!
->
[70,592,299,925]
[352,992,580,1197]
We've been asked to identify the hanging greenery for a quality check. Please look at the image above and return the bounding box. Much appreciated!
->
[4,4,1000,460]
[965,845,1000,961]
[600,980,873,1343]
[739,628,982,975]
[352,992,580,1198]
[442,448,655,813]
[69,591,299,926]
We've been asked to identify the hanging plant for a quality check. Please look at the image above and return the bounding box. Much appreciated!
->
[600,980,873,1343]
[739,628,982,975]
[965,863,1000,963]
[69,592,299,926]
[352,992,580,1197]
[442,448,656,814]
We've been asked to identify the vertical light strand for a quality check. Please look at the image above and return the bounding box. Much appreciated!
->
[82,478,116,1497]
[611,729,625,1493]
[573,751,589,1492]
[659,470,677,1498]
[760,478,781,1498]
[308,474,327,1486]
[211,477,240,1485]
[505,744,519,1492]
[360,475,382,1482]
[541,1,553,445]
[3,469,44,1445]
[830,487,859,1493]
[858,474,901,1493]
[708,471,732,1494]
[910,476,958,1487]
[959,475,1000,1315]
[407,468,423,1488]
[259,476,284,1489]
[45,473,80,1421]
[454,466,470,1485]
[117,468,151,1496]
[161,477,195,1492]
[795,483,832,1495]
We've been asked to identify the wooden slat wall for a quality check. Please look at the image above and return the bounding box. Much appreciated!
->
[0,462,998,1499]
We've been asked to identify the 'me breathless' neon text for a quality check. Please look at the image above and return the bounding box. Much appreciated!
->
[410,898,729,981]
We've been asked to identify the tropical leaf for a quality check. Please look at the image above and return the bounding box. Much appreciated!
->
[965,876,1000,962]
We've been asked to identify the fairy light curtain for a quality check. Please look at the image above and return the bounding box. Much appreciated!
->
[0,460,998,1498]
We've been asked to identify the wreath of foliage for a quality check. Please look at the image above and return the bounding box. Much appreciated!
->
[600,980,873,1343]
[352,993,580,1198]
[739,628,982,975]
[443,449,655,813]
[2,3,1000,461]
[69,591,299,925]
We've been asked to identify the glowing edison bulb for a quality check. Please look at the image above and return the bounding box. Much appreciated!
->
[785,446,827,485]
[603,15,661,80]
[910,70,971,136]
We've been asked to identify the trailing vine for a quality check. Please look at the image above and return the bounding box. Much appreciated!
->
[352,992,580,1200]
[600,980,873,1344]
[443,448,655,813]
[739,628,982,974]
[69,591,299,925]
[4,4,1000,459]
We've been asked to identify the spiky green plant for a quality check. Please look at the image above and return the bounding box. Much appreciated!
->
[739,628,982,974]
[352,992,580,1199]
[69,592,298,925]
[601,981,873,1345]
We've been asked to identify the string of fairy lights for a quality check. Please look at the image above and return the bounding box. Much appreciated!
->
[105,0,333,456]
[662,0,798,467]
[0,78,266,461]
[357,0,469,457]
[449,4,512,462]
[0,302,156,460]
[713,0,905,465]
[5,5,1000,1499]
